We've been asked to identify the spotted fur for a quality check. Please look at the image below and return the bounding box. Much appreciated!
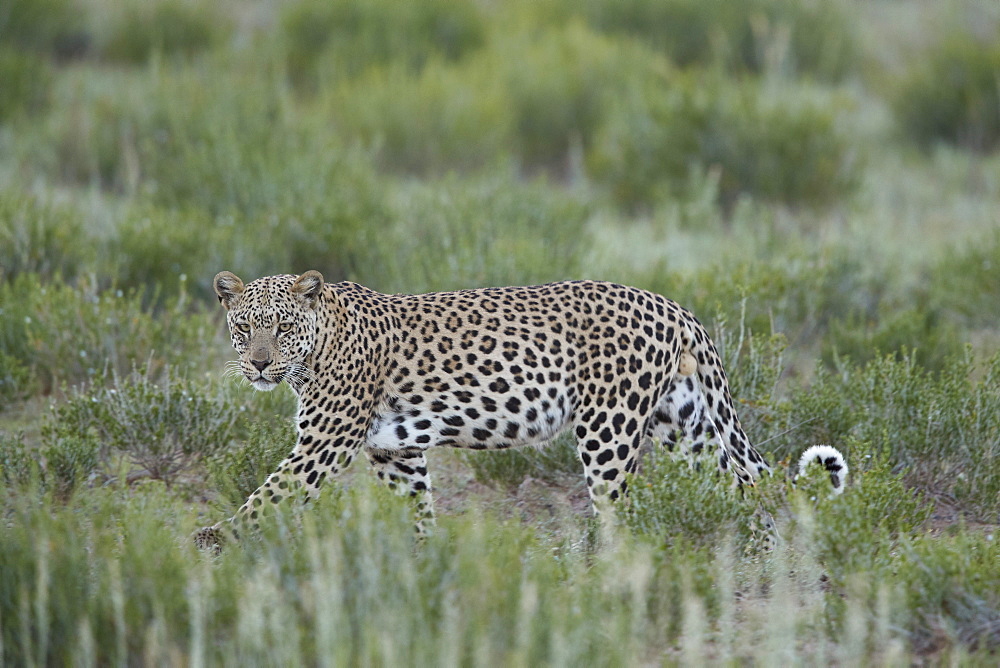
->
[195,272,811,548]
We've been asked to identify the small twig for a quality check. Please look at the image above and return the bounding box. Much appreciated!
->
[755,416,820,450]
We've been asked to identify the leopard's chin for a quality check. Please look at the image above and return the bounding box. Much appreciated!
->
[251,378,280,391]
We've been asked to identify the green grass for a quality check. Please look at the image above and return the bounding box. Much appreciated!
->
[1,0,998,663]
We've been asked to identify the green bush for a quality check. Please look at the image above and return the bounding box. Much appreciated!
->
[589,73,858,209]
[569,0,857,80]
[892,35,1000,152]
[930,231,1000,327]
[496,23,668,171]
[778,350,1000,519]
[461,432,581,490]
[97,0,228,64]
[31,68,153,191]
[281,0,485,91]
[0,274,219,393]
[331,60,512,175]
[42,369,237,485]
[333,25,669,175]
[787,451,932,584]
[40,434,102,497]
[823,306,964,372]
[897,530,1000,653]
[625,445,754,548]
[353,175,592,293]
[0,432,38,488]
[0,190,91,282]
[0,353,32,406]
[638,249,886,356]
[0,0,80,56]
[209,419,295,510]
[0,48,52,122]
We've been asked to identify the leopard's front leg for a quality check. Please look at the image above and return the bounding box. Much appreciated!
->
[195,391,370,550]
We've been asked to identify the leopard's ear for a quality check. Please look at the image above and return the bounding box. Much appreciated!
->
[214,271,245,311]
[291,270,325,310]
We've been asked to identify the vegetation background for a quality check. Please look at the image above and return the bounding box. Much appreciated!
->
[1,0,998,663]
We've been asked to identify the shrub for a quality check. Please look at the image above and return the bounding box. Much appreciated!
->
[42,369,238,485]
[0,432,38,488]
[461,432,581,490]
[331,60,512,175]
[40,434,102,497]
[787,450,932,584]
[496,23,669,172]
[897,530,1000,654]
[823,306,964,372]
[0,0,81,57]
[109,205,263,303]
[625,445,755,548]
[637,248,886,355]
[97,0,228,64]
[281,0,485,91]
[930,231,1000,327]
[777,350,1000,519]
[353,174,592,293]
[333,24,669,175]
[0,274,220,394]
[569,0,857,80]
[589,73,858,210]
[0,353,32,407]
[892,35,1000,152]
[0,190,91,282]
[32,70,142,191]
[0,48,52,122]
[208,419,295,510]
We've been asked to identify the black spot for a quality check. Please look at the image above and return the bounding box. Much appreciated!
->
[396,425,408,440]
[616,444,629,459]
[488,378,510,393]
[472,428,492,441]
[505,397,522,413]
[504,422,520,439]
[602,468,619,481]
[596,448,614,465]
[414,420,432,430]
[444,414,465,427]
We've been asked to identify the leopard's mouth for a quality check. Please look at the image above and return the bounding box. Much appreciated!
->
[246,369,284,391]
[251,377,280,391]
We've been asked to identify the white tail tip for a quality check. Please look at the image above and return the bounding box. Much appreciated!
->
[797,445,848,494]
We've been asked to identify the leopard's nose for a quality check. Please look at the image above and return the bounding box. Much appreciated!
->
[251,359,271,371]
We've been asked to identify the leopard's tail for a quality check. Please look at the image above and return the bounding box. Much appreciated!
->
[795,445,848,494]
[680,314,771,485]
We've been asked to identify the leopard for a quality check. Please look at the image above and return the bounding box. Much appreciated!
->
[194,271,846,549]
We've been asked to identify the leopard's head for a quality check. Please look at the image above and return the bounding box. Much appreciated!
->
[214,270,325,392]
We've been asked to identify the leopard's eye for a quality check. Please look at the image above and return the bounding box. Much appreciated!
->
[277,322,294,334]
[235,322,251,334]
